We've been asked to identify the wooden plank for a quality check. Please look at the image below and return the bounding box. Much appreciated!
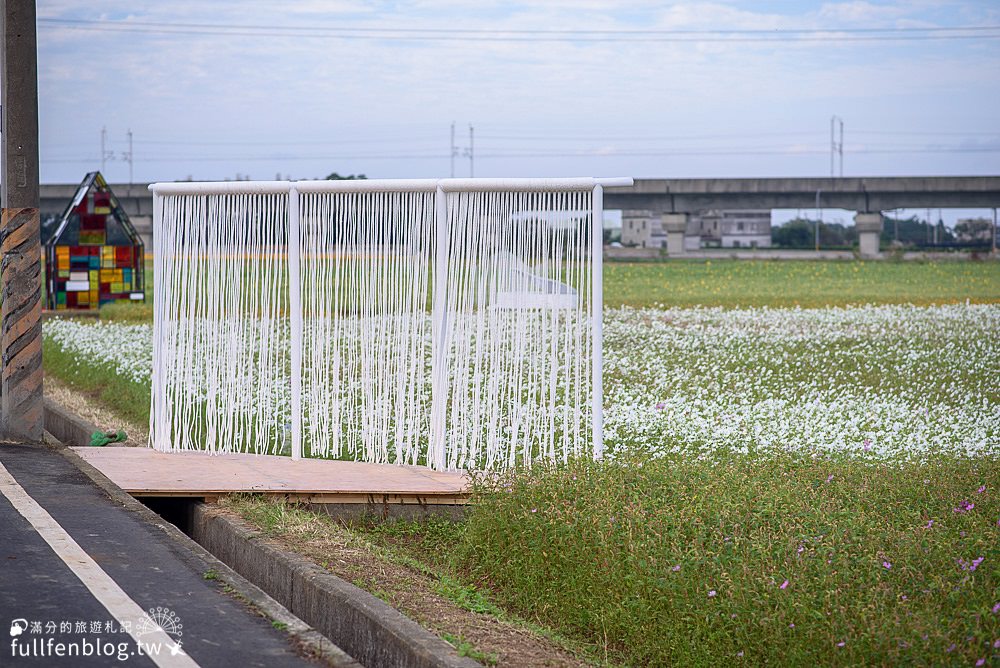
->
[72,447,470,504]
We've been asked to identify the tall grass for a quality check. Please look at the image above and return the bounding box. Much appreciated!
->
[458,452,999,666]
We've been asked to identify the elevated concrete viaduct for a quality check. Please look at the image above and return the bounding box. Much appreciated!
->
[41,176,1000,257]
[605,176,1000,257]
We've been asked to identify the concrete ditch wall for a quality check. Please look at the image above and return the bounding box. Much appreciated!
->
[44,397,99,445]
[191,504,481,668]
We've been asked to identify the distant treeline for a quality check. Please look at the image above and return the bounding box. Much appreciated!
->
[773,216,991,250]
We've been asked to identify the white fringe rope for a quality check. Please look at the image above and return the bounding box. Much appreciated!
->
[149,178,629,469]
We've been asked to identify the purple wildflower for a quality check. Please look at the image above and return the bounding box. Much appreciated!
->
[862,438,872,451]
[530,508,537,513]
[925,519,934,529]
[978,485,986,494]
[993,602,1000,614]
[883,561,892,569]
[993,639,1000,649]
[780,580,789,589]
[826,474,834,483]
[655,402,666,410]
[789,623,795,628]
[836,641,846,648]
[971,556,985,572]
[975,659,985,667]
[945,643,956,653]
[736,651,744,657]
[954,500,975,513]
[672,564,681,572]
[708,590,717,597]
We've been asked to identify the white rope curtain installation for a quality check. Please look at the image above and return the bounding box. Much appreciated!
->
[149,178,630,470]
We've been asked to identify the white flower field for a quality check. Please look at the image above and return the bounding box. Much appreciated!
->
[44,302,999,462]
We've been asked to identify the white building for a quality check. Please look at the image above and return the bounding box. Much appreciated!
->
[695,210,772,248]
[621,210,666,248]
[620,209,772,249]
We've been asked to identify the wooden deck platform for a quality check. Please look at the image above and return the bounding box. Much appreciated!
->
[72,447,470,504]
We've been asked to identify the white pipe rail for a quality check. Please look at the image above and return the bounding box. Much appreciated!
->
[149,177,632,469]
[149,177,633,196]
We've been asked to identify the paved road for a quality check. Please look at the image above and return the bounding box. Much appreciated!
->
[0,443,319,668]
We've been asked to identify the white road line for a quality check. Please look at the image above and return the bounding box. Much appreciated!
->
[0,461,200,668]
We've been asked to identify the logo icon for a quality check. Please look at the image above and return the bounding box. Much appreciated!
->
[137,607,184,655]
[9,619,28,638]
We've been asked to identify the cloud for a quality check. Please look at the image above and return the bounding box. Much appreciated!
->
[35,0,1000,182]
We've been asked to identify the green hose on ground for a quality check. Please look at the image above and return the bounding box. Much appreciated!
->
[89,430,127,446]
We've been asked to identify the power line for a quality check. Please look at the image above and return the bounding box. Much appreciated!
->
[40,145,1000,164]
[36,18,1000,42]
[38,17,1000,35]
[47,130,997,150]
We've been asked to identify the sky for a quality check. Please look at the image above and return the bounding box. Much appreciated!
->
[35,0,1000,200]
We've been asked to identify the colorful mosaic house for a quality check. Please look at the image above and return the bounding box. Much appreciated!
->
[46,172,145,310]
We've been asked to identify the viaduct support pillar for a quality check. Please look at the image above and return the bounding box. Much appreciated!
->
[662,213,689,256]
[854,212,883,259]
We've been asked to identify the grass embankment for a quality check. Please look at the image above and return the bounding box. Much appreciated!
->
[604,259,1000,308]
[458,453,999,666]
[42,330,150,427]
[230,452,999,666]
[222,494,593,667]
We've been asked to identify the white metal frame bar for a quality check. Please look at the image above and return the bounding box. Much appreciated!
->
[288,185,303,460]
[591,185,604,459]
[149,177,632,196]
[430,186,449,470]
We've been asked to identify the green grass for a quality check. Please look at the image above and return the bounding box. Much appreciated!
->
[71,258,1000,325]
[603,259,1000,308]
[98,300,153,322]
[350,453,999,666]
[42,329,151,426]
[441,632,500,666]
[222,494,601,664]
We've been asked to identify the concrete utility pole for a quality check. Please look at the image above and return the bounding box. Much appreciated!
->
[1,0,44,441]
[123,128,133,195]
[830,115,844,178]
[449,122,456,178]
[993,208,997,254]
[814,189,822,251]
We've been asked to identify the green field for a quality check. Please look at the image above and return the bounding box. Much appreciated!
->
[42,259,1000,666]
[603,259,1000,308]
[52,258,1000,324]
